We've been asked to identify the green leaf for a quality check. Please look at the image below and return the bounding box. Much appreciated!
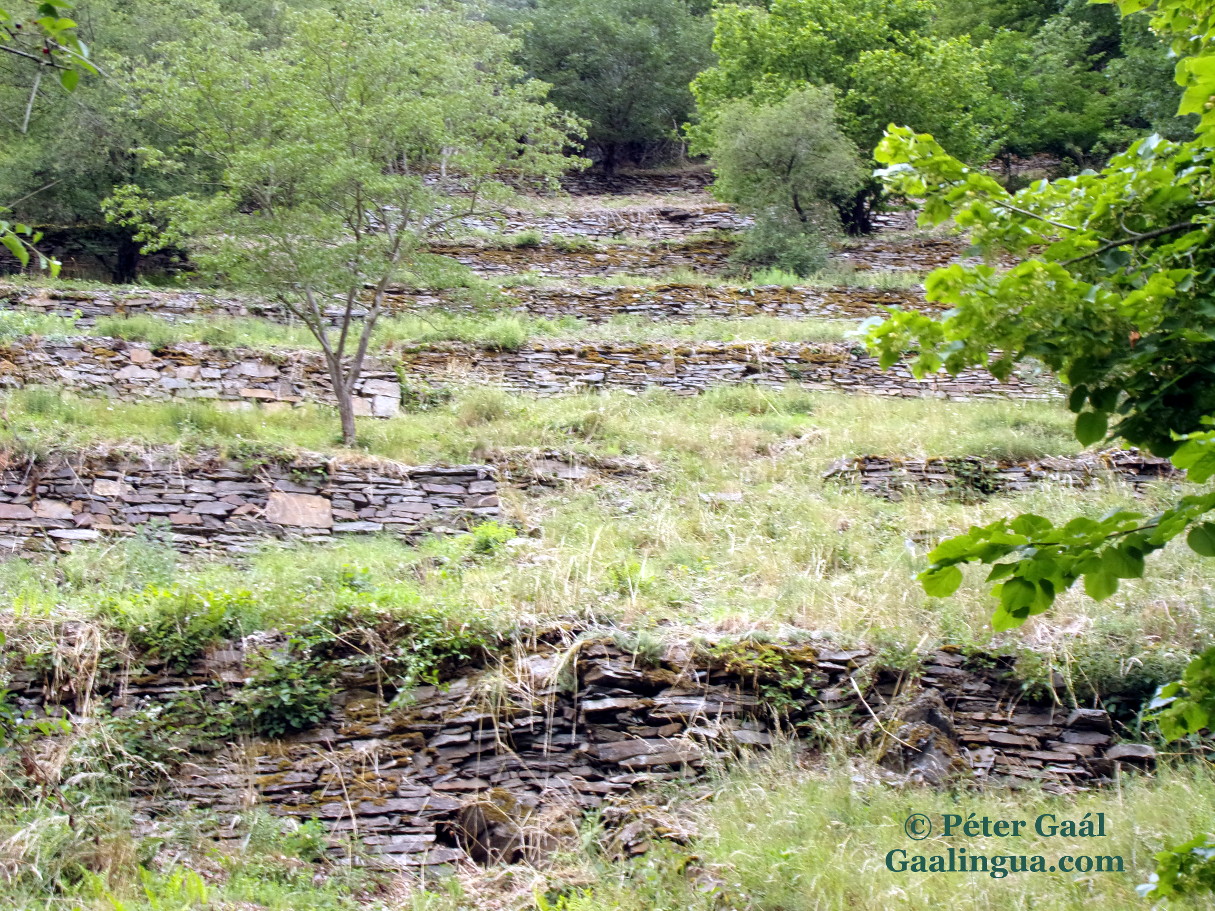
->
[921,564,963,598]
[1067,385,1088,413]
[999,577,1037,613]
[1102,545,1145,579]
[1187,523,1215,557]
[59,68,80,91]
[1084,569,1119,601]
[1075,411,1109,446]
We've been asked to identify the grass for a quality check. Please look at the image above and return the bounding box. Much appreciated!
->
[4,386,1210,675]
[536,755,1215,911]
[19,308,862,351]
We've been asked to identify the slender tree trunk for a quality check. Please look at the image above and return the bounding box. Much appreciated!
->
[337,392,358,447]
[323,352,359,446]
[114,232,140,284]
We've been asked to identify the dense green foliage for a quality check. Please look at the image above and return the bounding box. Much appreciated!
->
[0,0,95,273]
[514,0,712,173]
[690,0,1003,164]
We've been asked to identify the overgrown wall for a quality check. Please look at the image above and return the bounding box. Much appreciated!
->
[826,451,1180,498]
[5,637,1155,867]
[0,449,498,553]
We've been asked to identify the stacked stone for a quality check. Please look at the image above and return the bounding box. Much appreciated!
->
[428,240,735,277]
[395,341,1052,400]
[915,652,1153,784]
[824,450,1180,498]
[0,336,1051,406]
[4,638,1154,868]
[454,203,751,240]
[2,286,283,326]
[0,337,401,418]
[4,282,937,327]
[0,449,498,554]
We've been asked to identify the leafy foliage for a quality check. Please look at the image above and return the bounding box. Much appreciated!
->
[515,0,711,172]
[690,0,1002,165]
[240,652,336,739]
[105,0,581,444]
[110,587,254,672]
[861,0,1215,892]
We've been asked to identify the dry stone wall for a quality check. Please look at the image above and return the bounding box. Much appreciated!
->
[0,337,402,418]
[826,450,1181,498]
[394,341,1052,400]
[454,201,750,240]
[0,336,1051,405]
[0,449,498,554]
[4,282,937,327]
[483,284,934,322]
[4,637,1156,868]
[429,240,735,277]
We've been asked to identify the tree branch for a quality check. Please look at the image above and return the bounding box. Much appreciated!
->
[1059,221,1203,266]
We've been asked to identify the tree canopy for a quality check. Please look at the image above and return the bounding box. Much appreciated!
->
[514,0,712,174]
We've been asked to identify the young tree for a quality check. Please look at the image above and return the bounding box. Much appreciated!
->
[516,0,712,174]
[708,87,864,274]
[863,0,1215,892]
[106,0,580,446]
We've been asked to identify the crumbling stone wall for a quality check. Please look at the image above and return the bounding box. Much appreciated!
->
[825,450,1180,498]
[0,449,498,554]
[395,341,1051,400]
[4,638,1155,867]
[3,282,937,327]
[0,337,402,418]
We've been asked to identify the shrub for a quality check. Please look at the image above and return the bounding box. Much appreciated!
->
[729,208,832,277]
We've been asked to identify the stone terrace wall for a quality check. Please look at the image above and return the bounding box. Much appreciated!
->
[0,337,402,418]
[0,449,497,554]
[5,637,1155,867]
[430,240,735,277]
[4,282,937,327]
[395,341,1052,400]
[826,450,1181,498]
[0,336,1051,404]
[455,201,750,241]
[484,284,936,323]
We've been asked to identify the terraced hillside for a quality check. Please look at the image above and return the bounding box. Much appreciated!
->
[1,177,1211,911]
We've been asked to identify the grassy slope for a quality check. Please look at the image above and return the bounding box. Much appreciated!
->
[1,220,1213,909]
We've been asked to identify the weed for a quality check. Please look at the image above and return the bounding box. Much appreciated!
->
[239,651,336,738]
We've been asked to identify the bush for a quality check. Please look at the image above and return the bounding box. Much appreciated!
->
[109,588,255,672]
[240,653,335,739]
[730,208,832,277]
